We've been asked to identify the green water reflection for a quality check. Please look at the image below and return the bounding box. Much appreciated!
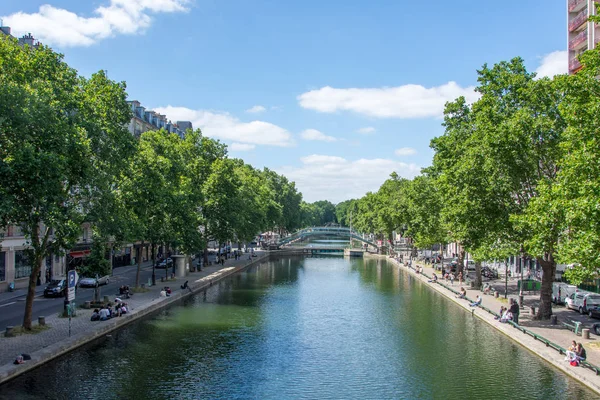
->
[0,256,594,400]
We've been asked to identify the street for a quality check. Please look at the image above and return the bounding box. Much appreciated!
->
[0,264,156,330]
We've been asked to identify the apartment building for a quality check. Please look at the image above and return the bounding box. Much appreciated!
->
[567,0,599,74]
[127,100,192,139]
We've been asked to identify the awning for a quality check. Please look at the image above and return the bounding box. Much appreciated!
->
[69,250,91,258]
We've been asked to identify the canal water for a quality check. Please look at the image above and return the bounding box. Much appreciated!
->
[0,256,594,399]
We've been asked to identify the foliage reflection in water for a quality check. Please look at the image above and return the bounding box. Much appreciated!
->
[0,256,594,400]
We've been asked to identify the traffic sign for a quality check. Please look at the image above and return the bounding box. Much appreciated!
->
[68,270,76,288]
[67,270,76,301]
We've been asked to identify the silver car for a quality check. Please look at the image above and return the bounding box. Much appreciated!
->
[78,275,110,287]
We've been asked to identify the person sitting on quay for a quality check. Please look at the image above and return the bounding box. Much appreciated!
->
[90,309,100,321]
[115,303,122,317]
[494,306,506,320]
[469,295,482,307]
[483,283,492,295]
[160,289,167,297]
[456,287,466,299]
[428,273,438,283]
[98,306,110,321]
[565,340,578,362]
[121,303,128,315]
[499,309,513,323]
[575,343,587,365]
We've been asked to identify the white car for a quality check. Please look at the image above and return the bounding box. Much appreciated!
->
[565,292,577,311]
[78,275,110,287]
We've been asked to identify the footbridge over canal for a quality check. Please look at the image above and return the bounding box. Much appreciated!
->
[273,226,379,256]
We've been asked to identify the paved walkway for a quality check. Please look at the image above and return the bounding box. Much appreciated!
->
[0,251,266,384]
[391,257,600,393]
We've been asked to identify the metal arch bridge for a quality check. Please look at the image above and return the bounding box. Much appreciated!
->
[277,226,379,248]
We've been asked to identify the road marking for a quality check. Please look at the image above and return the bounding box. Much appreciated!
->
[0,301,16,308]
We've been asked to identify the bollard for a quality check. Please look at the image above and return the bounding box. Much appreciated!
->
[38,316,46,326]
[5,326,15,337]
[103,295,110,304]
[84,301,91,309]
[582,328,590,339]
[551,315,558,325]
[494,291,499,298]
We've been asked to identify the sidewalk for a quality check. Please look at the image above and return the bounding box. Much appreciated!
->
[391,257,600,394]
[0,251,266,384]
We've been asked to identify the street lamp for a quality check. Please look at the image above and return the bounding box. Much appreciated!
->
[519,246,524,309]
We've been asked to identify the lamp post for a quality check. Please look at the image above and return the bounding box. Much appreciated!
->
[504,259,508,299]
[519,247,524,308]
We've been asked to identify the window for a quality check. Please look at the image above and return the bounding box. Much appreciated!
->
[14,250,32,279]
[0,252,5,281]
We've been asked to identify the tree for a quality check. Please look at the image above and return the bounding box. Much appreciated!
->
[262,168,303,233]
[335,199,357,227]
[120,129,187,287]
[0,36,133,329]
[538,49,600,285]
[404,175,446,249]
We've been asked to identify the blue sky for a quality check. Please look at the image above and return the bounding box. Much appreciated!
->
[2,0,567,203]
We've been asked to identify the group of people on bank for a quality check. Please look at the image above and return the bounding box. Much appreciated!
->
[90,302,128,321]
[565,340,587,366]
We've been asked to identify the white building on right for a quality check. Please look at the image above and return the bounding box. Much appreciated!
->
[567,0,600,74]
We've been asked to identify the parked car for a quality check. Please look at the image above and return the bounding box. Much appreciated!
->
[44,279,67,297]
[78,275,110,288]
[552,283,578,305]
[571,292,600,314]
[465,260,476,271]
[565,292,576,310]
[155,257,173,269]
[481,267,498,279]
[589,306,600,320]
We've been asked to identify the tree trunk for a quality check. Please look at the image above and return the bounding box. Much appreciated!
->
[203,247,209,266]
[23,225,48,330]
[537,254,556,320]
[23,254,43,330]
[457,249,465,275]
[474,261,482,289]
[135,240,144,288]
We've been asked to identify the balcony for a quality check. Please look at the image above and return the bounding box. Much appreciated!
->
[569,56,582,72]
[569,29,588,50]
[569,0,587,13]
[569,9,588,32]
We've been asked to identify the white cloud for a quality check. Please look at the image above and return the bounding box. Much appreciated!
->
[154,106,295,147]
[395,147,417,156]
[300,129,337,142]
[2,0,190,47]
[357,127,376,135]
[246,105,266,114]
[297,82,478,119]
[230,143,256,151]
[535,50,568,79]
[279,155,420,203]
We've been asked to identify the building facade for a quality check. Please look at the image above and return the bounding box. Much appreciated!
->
[127,100,192,139]
[567,0,599,74]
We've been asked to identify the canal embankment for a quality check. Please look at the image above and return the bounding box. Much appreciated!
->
[0,252,270,385]
[370,253,600,395]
